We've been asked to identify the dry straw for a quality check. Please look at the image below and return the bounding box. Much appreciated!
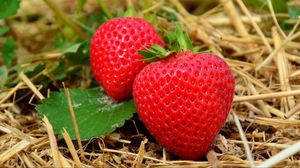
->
[1,0,300,167]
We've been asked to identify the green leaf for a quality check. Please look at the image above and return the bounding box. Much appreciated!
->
[176,26,185,50]
[244,0,287,13]
[184,32,193,51]
[63,43,83,55]
[288,5,300,20]
[138,46,164,62]
[192,46,200,53]
[270,0,288,13]
[0,26,10,36]
[175,25,193,51]
[151,44,168,54]
[25,64,46,78]
[63,41,90,64]
[0,0,20,19]
[138,49,158,59]
[144,13,156,24]
[0,66,8,87]
[158,10,178,22]
[2,37,16,67]
[37,89,136,140]
[167,31,177,43]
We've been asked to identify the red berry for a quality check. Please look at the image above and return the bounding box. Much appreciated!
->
[133,51,235,160]
[90,17,164,101]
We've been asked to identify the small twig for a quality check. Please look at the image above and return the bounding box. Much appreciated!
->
[0,82,23,105]
[286,102,300,118]
[0,140,31,165]
[255,19,300,70]
[132,138,148,168]
[232,68,273,93]
[236,0,272,53]
[62,128,82,167]
[206,150,220,168]
[20,152,36,168]
[142,1,164,14]
[232,111,255,167]
[206,16,261,26]
[228,140,291,149]
[63,84,84,160]
[234,90,300,102]
[19,72,45,100]
[287,18,300,38]
[163,148,167,161]
[58,151,72,167]
[43,117,61,167]
[103,148,165,163]
[255,141,300,168]
[267,0,286,38]
[220,34,300,49]
[29,152,48,166]
[246,79,271,117]
[221,0,249,36]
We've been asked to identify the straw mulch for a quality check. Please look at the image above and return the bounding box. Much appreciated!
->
[1,0,300,167]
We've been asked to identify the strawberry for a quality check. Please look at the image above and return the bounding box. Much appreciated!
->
[133,29,235,160]
[90,17,163,101]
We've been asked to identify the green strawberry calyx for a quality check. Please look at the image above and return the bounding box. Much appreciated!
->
[138,25,200,62]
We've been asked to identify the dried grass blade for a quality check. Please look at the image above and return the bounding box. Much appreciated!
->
[20,152,36,167]
[29,152,48,166]
[62,128,82,167]
[63,85,84,159]
[267,0,286,38]
[236,0,272,53]
[234,90,300,102]
[132,138,148,168]
[0,140,31,165]
[0,82,23,105]
[232,111,255,167]
[255,141,300,168]
[43,116,61,167]
[19,72,45,100]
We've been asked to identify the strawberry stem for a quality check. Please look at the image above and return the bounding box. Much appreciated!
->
[124,7,138,17]
[138,25,199,62]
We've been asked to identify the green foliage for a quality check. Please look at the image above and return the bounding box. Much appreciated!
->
[157,9,178,22]
[138,44,173,62]
[63,41,90,65]
[0,26,9,36]
[25,64,46,78]
[0,66,8,87]
[124,7,138,17]
[244,0,288,13]
[0,0,20,19]
[281,2,300,30]
[40,42,91,84]
[139,25,198,62]
[95,0,112,19]
[77,0,87,13]
[288,5,300,20]
[2,37,16,67]
[37,89,136,140]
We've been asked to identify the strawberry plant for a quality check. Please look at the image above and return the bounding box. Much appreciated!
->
[134,27,235,160]
[90,17,164,101]
[2,0,300,167]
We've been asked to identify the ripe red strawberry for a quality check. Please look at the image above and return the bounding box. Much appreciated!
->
[133,51,235,160]
[90,17,163,101]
